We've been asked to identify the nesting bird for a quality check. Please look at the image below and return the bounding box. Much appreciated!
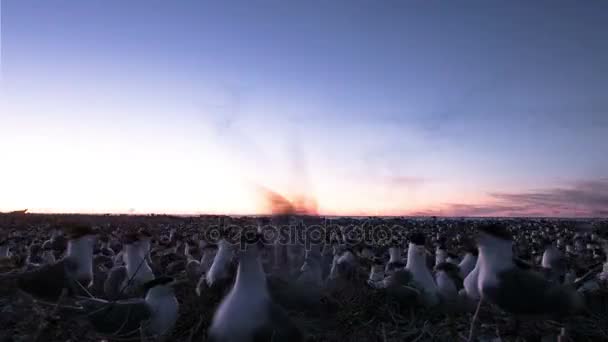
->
[104,232,155,298]
[405,232,439,306]
[71,276,180,341]
[475,223,584,316]
[8,223,97,302]
[208,232,303,342]
[205,238,234,289]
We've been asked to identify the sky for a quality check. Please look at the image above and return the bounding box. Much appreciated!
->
[0,0,607,217]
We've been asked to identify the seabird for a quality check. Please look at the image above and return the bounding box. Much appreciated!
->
[205,238,234,288]
[405,232,439,306]
[435,239,448,267]
[184,242,202,282]
[386,243,405,274]
[475,223,585,316]
[540,239,567,283]
[47,226,67,252]
[104,233,155,298]
[96,234,115,258]
[297,252,324,287]
[41,241,57,265]
[328,244,358,282]
[458,245,478,279]
[0,239,11,259]
[138,229,154,265]
[25,242,44,267]
[435,261,474,315]
[72,276,180,341]
[367,257,386,289]
[6,223,96,302]
[208,233,303,342]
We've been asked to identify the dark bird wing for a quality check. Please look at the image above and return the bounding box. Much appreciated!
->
[103,266,127,300]
[16,259,73,302]
[485,267,583,316]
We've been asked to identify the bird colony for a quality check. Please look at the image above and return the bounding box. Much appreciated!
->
[0,213,607,341]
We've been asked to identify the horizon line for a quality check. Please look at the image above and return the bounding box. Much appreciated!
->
[1,210,603,220]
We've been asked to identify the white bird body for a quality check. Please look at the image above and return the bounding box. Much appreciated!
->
[406,243,438,306]
[463,258,481,300]
[388,247,403,264]
[209,242,302,342]
[207,239,233,287]
[144,285,179,338]
[124,243,155,288]
[541,245,562,269]
[435,248,447,267]
[458,253,477,278]
[66,235,96,287]
[436,270,458,300]
[368,264,385,287]
[477,236,513,297]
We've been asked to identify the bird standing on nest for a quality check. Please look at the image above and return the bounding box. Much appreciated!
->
[405,232,439,306]
[208,232,303,342]
[458,245,478,279]
[205,238,235,289]
[3,222,97,303]
[104,232,155,299]
[476,223,585,317]
[69,276,180,341]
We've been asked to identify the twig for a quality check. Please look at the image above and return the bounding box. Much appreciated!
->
[468,298,483,342]
[187,314,205,342]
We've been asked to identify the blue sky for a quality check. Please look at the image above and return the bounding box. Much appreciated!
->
[1,1,607,216]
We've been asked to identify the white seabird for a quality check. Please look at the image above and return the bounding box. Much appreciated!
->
[405,232,439,306]
[476,223,584,316]
[7,223,96,302]
[208,233,303,342]
[458,246,478,279]
[206,238,234,288]
[72,276,180,341]
[104,232,154,298]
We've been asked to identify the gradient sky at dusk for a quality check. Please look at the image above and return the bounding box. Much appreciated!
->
[1,1,607,217]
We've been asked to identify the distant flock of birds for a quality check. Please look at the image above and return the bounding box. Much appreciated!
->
[0,216,607,341]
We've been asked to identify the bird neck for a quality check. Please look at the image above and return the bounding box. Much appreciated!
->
[406,243,427,270]
[369,264,385,282]
[0,245,9,257]
[234,247,267,297]
[541,245,560,266]
[459,253,477,267]
[140,239,151,255]
[388,247,402,263]
[125,244,149,274]
[435,248,447,265]
[66,237,93,279]
[200,249,217,269]
[478,238,513,273]
[214,240,232,263]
